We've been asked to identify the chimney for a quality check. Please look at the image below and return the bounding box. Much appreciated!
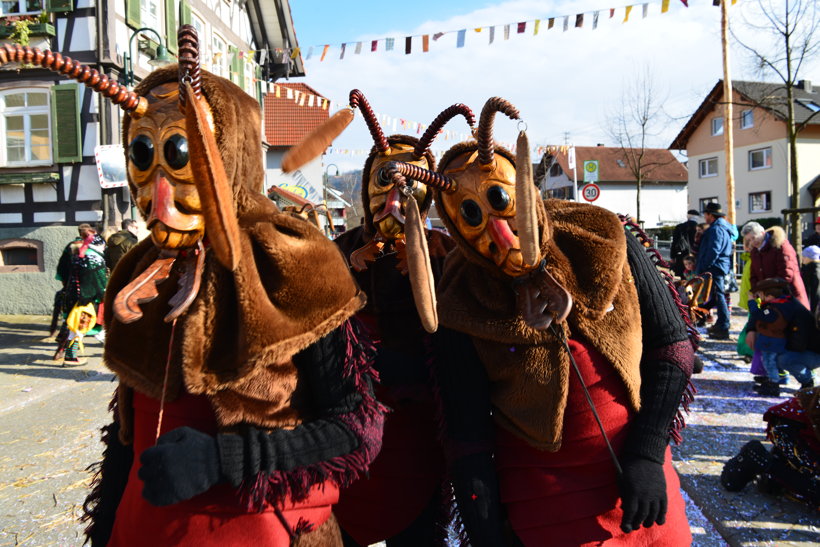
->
[798,80,813,93]
[597,143,605,147]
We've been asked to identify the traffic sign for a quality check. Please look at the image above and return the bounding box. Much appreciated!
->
[583,160,599,183]
[582,183,601,202]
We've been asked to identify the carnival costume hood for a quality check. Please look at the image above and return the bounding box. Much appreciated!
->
[1,29,383,547]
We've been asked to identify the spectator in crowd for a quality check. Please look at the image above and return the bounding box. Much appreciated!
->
[803,216,820,248]
[670,209,700,276]
[801,245,820,315]
[104,219,139,271]
[743,222,809,309]
[693,222,710,256]
[54,224,107,364]
[747,279,806,397]
[696,202,736,340]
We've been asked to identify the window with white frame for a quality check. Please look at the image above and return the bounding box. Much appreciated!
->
[740,110,753,129]
[0,0,43,15]
[749,147,772,170]
[0,89,51,167]
[711,117,723,136]
[212,34,227,78]
[140,0,161,34]
[699,157,718,178]
[190,13,208,63]
[699,197,718,211]
[749,191,771,213]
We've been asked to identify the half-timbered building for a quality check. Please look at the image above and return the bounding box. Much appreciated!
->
[0,0,302,313]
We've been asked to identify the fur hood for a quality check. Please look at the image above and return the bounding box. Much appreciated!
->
[766,226,788,249]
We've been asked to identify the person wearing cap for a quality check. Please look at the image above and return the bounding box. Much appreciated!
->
[743,222,809,309]
[670,209,701,277]
[696,202,737,340]
[801,245,820,315]
[802,216,820,248]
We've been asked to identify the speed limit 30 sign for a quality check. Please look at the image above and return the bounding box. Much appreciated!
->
[582,183,601,202]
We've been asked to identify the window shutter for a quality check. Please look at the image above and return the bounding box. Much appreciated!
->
[51,84,82,163]
[229,46,239,84]
[126,0,141,28]
[46,0,74,12]
[238,57,245,89]
[180,0,191,25]
[165,0,177,54]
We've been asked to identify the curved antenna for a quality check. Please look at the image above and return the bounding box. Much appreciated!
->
[476,97,520,167]
[177,24,202,109]
[383,161,457,194]
[0,43,148,118]
[349,89,389,152]
[413,103,476,160]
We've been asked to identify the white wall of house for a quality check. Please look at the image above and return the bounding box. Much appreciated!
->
[591,184,688,226]
[687,138,792,225]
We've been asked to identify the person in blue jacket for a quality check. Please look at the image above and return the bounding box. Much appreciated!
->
[696,202,737,340]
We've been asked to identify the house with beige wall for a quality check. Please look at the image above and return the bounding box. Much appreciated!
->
[670,80,820,230]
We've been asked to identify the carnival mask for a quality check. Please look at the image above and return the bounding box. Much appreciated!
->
[127,82,209,251]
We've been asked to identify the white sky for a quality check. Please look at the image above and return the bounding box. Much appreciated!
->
[286,0,820,173]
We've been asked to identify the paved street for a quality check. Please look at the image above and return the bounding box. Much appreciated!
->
[0,310,817,546]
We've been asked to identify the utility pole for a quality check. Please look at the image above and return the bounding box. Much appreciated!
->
[721,0,736,225]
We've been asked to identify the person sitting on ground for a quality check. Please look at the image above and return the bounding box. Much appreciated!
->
[800,245,820,317]
[748,278,815,396]
[104,218,139,272]
[720,386,820,508]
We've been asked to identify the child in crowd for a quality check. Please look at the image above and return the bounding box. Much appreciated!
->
[682,254,697,281]
[801,245,820,316]
[748,278,803,396]
[693,222,710,256]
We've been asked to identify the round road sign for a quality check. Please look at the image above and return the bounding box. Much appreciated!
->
[582,183,600,202]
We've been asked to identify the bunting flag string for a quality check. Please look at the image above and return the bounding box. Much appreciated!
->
[246,0,720,65]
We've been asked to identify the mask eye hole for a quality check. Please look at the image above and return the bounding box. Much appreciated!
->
[377,168,392,187]
[460,199,483,227]
[129,135,154,171]
[487,185,511,211]
[164,134,189,170]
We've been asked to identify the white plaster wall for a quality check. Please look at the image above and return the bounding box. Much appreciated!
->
[0,185,25,204]
[33,211,66,223]
[31,183,57,202]
[83,121,99,158]
[0,213,22,223]
[590,184,688,227]
[76,210,103,222]
[76,165,102,201]
[76,0,96,8]
[62,166,73,200]
[70,16,95,51]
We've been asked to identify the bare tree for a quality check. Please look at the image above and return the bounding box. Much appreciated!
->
[732,0,820,250]
[606,66,672,223]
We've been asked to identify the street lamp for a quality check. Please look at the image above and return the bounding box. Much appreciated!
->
[124,27,174,87]
[323,163,339,205]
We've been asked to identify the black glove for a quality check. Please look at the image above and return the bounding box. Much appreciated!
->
[451,452,505,547]
[618,456,667,533]
[138,426,221,506]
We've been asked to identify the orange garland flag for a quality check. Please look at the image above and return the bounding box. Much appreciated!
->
[624,5,633,21]
[320,45,329,61]
[422,34,430,52]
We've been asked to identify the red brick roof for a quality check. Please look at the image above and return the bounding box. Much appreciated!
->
[551,146,687,183]
[264,83,330,147]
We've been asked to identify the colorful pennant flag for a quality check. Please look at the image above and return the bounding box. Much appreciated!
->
[456,29,466,48]
[624,5,633,21]
[575,13,584,27]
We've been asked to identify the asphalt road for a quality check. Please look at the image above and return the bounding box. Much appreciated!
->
[0,312,817,546]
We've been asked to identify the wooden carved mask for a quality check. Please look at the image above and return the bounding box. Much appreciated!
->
[127,82,213,252]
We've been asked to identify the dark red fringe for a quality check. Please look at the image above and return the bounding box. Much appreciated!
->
[241,318,387,511]
[620,216,699,445]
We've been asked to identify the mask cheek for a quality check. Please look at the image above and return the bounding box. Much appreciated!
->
[136,184,153,217]
[172,182,203,214]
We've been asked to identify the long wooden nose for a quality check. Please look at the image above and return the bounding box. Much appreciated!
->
[487,216,517,253]
[149,169,201,231]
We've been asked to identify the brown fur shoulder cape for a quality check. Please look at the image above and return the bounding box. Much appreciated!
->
[436,199,643,450]
[105,67,364,434]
